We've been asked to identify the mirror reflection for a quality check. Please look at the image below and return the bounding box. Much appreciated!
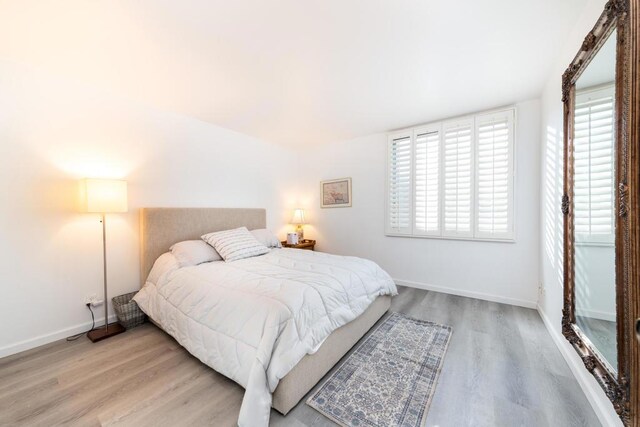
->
[573,29,617,372]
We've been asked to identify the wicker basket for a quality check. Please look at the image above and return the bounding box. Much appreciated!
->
[112,292,146,330]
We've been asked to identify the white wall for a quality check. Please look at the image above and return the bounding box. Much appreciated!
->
[297,100,541,308]
[0,61,299,356]
[538,0,623,424]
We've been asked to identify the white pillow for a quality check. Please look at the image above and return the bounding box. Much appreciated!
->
[250,228,282,248]
[201,227,270,262]
[170,240,222,267]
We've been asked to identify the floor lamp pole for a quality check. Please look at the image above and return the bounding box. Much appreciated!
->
[102,213,108,333]
[87,213,125,342]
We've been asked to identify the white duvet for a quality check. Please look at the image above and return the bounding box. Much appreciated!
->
[134,248,397,426]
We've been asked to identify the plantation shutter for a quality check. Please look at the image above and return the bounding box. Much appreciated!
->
[442,120,473,237]
[386,133,413,234]
[574,86,615,244]
[414,127,440,235]
[475,110,514,239]
[385,107,516,241]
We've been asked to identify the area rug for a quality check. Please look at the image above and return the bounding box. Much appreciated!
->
[307,312,452,427]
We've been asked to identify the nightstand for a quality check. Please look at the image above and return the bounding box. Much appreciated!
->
[281,239,316,251]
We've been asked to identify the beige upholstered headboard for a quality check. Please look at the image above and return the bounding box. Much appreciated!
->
[139,208,267,284]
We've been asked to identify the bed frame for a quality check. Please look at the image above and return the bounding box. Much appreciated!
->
[139,208,391,415]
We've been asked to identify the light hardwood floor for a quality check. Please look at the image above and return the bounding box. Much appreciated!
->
[0,287,600,426]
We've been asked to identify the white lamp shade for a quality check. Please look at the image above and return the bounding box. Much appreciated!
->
[291,208,306,225]
[83,179,128,213]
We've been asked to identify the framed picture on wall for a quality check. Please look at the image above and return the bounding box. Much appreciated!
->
[320,178,352,208]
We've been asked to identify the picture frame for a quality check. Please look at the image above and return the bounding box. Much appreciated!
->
[320,178,352,208]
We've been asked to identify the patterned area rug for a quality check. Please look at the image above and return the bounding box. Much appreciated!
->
[307,312,452,427]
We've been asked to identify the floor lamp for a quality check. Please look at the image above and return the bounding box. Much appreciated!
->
[83,178,128,342]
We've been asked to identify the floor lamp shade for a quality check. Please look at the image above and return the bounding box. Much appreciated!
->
[82,178,128,342]
[83,179,128,213]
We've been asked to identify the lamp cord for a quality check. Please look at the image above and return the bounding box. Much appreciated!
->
[66,303,96,341]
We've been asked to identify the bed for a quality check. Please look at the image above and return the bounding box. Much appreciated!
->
[134,208,396,426]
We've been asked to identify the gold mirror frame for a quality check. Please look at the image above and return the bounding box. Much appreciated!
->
[562,0,640,424]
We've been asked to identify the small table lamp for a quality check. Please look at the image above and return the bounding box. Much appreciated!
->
[291,208,306,240]
[83,178,128,342]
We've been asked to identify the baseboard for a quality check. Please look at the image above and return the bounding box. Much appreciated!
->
[536,304,622,427]
[394,278,537,309]
[0,314,118,359]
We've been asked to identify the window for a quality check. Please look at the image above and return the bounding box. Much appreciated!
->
[443,119,474,237]
[475,111,514,239]
[387,133,412,234]
[574,85,615,245]
[414,126,440,236]
[386,108,515,241]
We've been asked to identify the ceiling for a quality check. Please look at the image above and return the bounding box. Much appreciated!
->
[0,0,586,147]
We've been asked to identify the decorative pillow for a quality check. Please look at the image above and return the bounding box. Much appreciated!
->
[250,228,282,248]
[170,240,222,267]
[201,227,270,262]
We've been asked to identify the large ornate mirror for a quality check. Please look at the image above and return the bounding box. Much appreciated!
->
[562,0,640,424]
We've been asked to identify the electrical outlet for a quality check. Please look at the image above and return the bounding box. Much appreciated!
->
[538,282,545,296]
[84,294,98,305]
[84,294,103,307]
